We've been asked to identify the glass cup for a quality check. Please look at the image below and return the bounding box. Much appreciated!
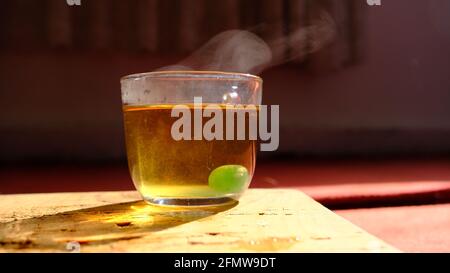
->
[120,71,262,206]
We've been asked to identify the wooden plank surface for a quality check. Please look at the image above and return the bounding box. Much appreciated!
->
[0,189,398,252]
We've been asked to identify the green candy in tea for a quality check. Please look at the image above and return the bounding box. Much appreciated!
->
[208,165,249,193]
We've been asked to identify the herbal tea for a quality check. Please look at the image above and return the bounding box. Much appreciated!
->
[123,104,257,205]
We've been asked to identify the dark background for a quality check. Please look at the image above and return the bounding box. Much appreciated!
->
[0,0,449,186]
[1,0,450,252]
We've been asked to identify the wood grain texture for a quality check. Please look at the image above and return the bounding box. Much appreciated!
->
[0,189,398,253]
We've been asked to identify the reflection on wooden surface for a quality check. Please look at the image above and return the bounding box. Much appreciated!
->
[0,199,236,251]
[0,190,398,252]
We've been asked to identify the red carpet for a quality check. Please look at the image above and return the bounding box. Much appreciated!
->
[337,203,450,252]
[251,160,450,209]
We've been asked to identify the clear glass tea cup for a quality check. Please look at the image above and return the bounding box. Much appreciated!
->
[121,71,262,206]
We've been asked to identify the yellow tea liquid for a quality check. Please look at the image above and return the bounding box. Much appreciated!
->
[123,104,256,205]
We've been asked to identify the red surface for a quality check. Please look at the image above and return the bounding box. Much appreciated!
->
[252,160,450,209]
[337,204,450,252]
[1,159,450,252]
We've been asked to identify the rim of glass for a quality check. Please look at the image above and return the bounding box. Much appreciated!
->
[121,70,262,83]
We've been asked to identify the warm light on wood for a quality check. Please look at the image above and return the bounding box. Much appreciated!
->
[0,189,398,253]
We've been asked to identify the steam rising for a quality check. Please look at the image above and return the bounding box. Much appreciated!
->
[269,11,336,68]
[158,11,336,75]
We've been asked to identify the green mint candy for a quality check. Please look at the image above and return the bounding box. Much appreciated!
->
[208,165,249,193]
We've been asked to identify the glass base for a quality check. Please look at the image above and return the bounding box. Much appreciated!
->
[143,196,239,207]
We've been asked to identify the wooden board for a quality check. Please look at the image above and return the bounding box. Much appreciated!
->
[0,189,398,253]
